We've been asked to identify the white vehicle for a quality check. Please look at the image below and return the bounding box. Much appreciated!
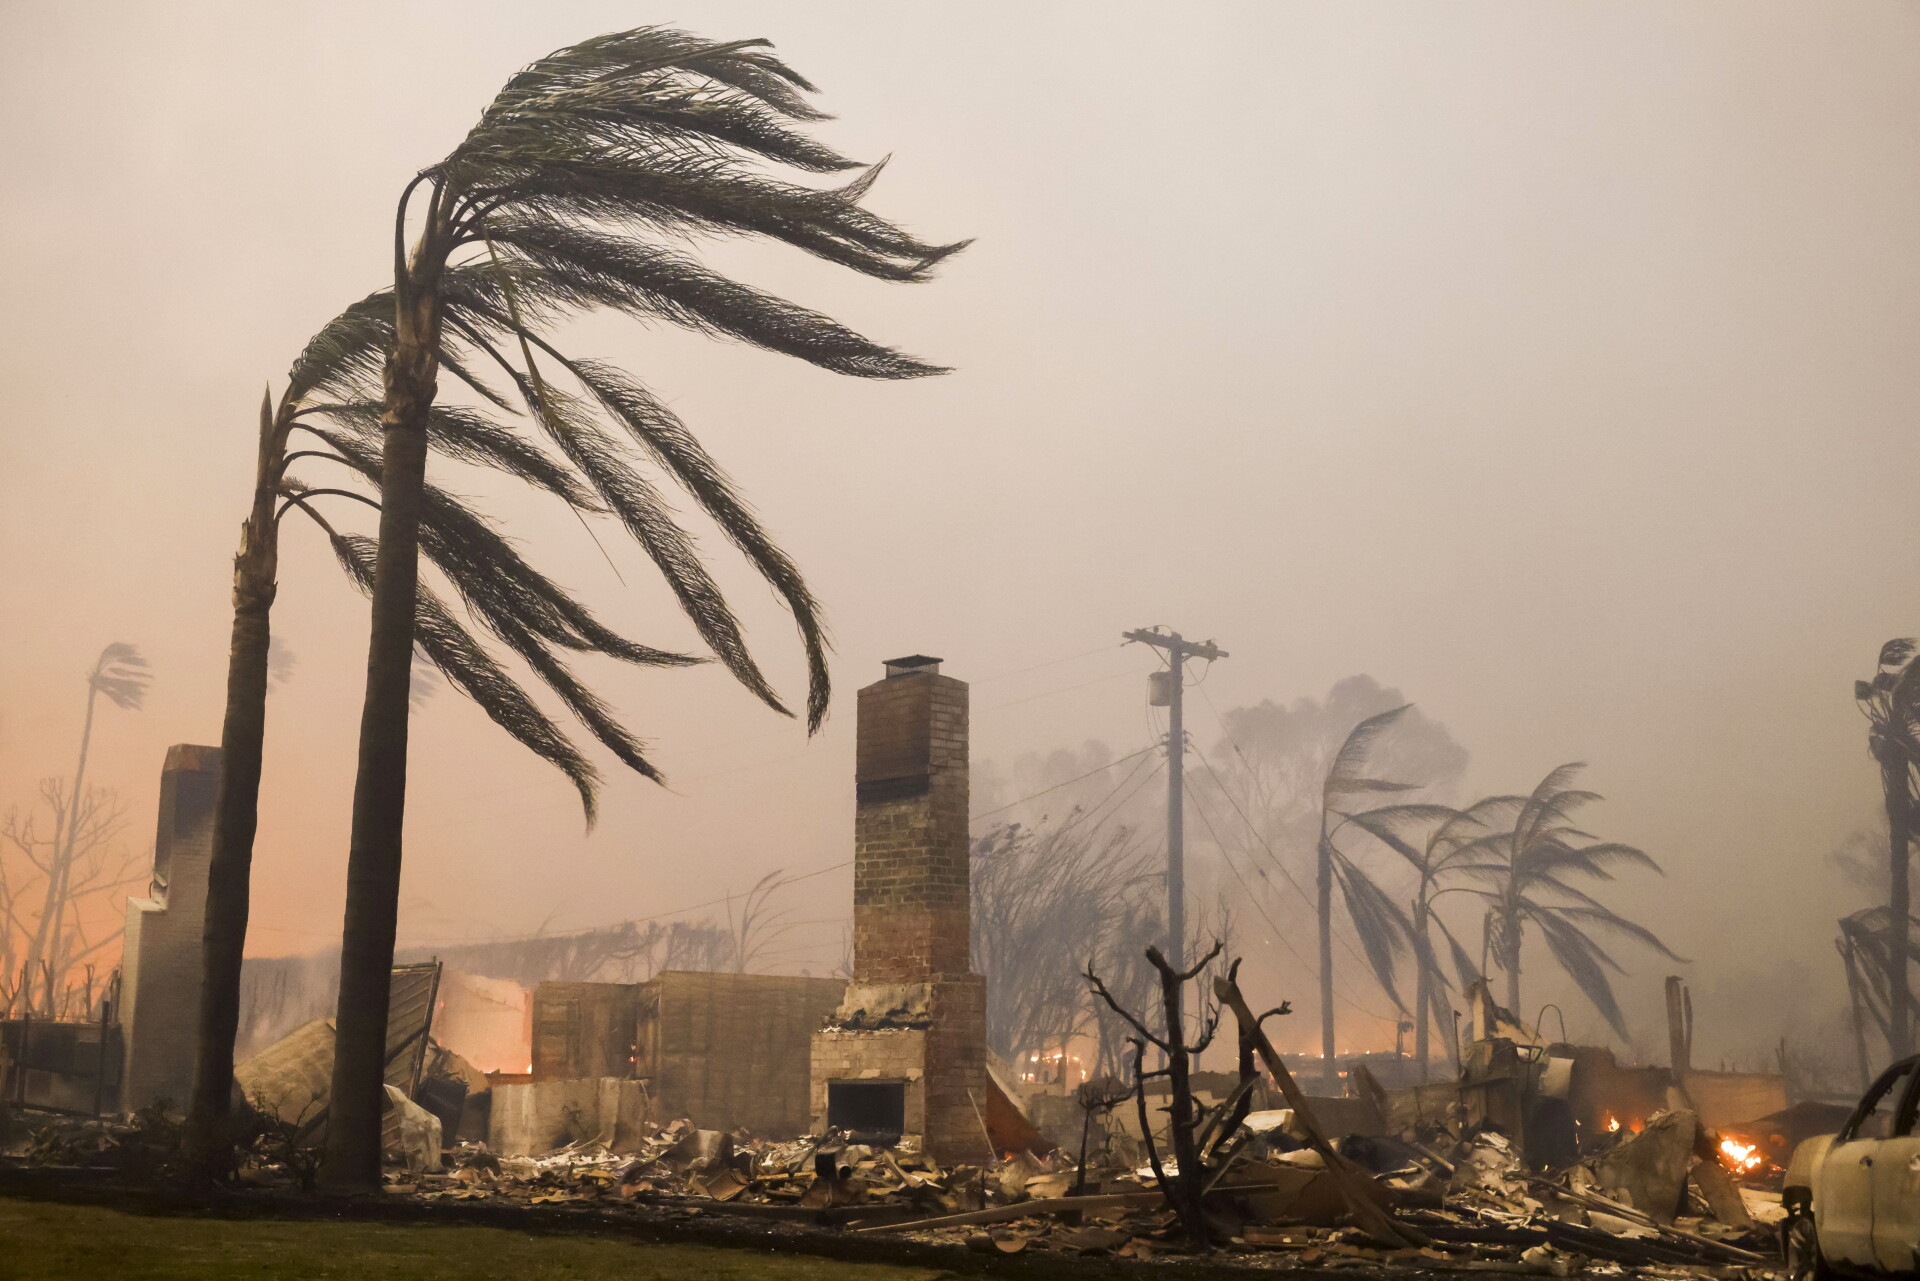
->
[1783,1056,1920,1278]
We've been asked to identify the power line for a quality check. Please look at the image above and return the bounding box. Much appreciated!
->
[1184,693,1410,1017]
[1183,778,1395,1022]
[972,643,1126,685]
[1189,739,1316,906]
[1056,754,1164,846]
[971,743,1158,821]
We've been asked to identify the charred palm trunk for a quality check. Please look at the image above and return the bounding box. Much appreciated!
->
[187,392,282,1175]
[1317,828,1336,1090]
[1883,754,1912,1059]
[324,185,447,1189]
[1412,894,1432,1081]
[1502,898,1522,1018]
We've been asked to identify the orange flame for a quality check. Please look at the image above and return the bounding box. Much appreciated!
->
[1603,1112,1621,1133]
[1719,1136,1763,1175]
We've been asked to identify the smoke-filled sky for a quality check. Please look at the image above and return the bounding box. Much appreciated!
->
[5,2,1919,1066]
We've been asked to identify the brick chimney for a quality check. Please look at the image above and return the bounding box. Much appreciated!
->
[811,657,988,1163]
[853,655,970,982]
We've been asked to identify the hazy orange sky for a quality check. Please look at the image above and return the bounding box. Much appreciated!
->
[5,2,1919,1066]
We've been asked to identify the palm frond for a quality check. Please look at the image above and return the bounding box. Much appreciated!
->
[552,354,832,728]
[1548,903,1686,962]
[1521,840,1662,883]
[476,217,946,377]
[1339,804,1456,871]
[296,425,701,672]
[1430,913,1483,990]
[322,530,603,819]
[304,400,602,511]
[285,290,393,403]
[1330,851,1412,1010]
[1323,705,1414,797]
[447,325,797,719]
[469,29,830,139]
[89,643,151,710]
[458,52,860,176]
[469,155,965,283]
[1515,762,1594,848]
[1533,911,1630,1038]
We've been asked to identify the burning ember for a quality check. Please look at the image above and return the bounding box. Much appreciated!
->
[1719,1136,1764,1175]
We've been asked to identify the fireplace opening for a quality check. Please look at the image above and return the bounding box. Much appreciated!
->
[827,1079,906,1141]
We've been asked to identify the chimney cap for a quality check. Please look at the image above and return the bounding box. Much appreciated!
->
[883,655,942,678]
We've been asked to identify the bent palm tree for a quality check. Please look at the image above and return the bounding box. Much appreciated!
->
[1455,764,1679,1037]
[1857,639,1920,1059]
[188,311,702,1170]
[1308,705,1453,1086]
[328,26,963,1186]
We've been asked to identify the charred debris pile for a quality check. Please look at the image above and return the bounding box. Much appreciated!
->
[8,962,1787,1276]
[400,965,1784,1273]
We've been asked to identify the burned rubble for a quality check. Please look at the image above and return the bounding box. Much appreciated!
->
[0,659,1800,1274]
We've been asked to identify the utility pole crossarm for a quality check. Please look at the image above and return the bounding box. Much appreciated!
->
[1122,628,1228,663]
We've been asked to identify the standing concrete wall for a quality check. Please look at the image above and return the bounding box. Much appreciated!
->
[120,744,220,1113]
[531,982,639,1082]
[638,971,843,1136]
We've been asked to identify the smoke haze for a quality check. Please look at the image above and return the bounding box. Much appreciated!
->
[4,1,1918,1068]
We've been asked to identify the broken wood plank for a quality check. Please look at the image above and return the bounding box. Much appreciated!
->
[1526,1177,1769,1264]
[848,1181,1299,1235]
[1214,975,1430,1248]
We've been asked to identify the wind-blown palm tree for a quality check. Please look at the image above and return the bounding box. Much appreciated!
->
[1309,705,1453,1086]
[1347,795,1520,1078]
[327,27,962,1187]
[1857,639,1920,1060]
[1453,764,1679,1037]
[17,644,149,1013]
[187,327,703,1169]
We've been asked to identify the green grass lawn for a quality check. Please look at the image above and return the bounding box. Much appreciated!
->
[0,1197,955,1281]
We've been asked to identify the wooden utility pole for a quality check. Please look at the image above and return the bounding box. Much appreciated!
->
[1123,627,1226,971]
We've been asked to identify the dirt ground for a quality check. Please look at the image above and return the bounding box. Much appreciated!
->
[0,1196,956,1281]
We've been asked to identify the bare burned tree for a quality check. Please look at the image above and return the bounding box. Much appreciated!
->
[1086,940,1227,1247]
[972,815,1155,1067]
[2,782,140,1016]
[1858,639,1920,1059]
[1072,1075,1133,1194]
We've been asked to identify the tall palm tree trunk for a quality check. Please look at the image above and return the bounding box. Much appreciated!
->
[1884,757,1911,1059]
[1317,830,1336,1090]
[187,392,281,1173]
[1412,898,1432,1082]
[324,201,445,1190]
[1503,901,1522,1018]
